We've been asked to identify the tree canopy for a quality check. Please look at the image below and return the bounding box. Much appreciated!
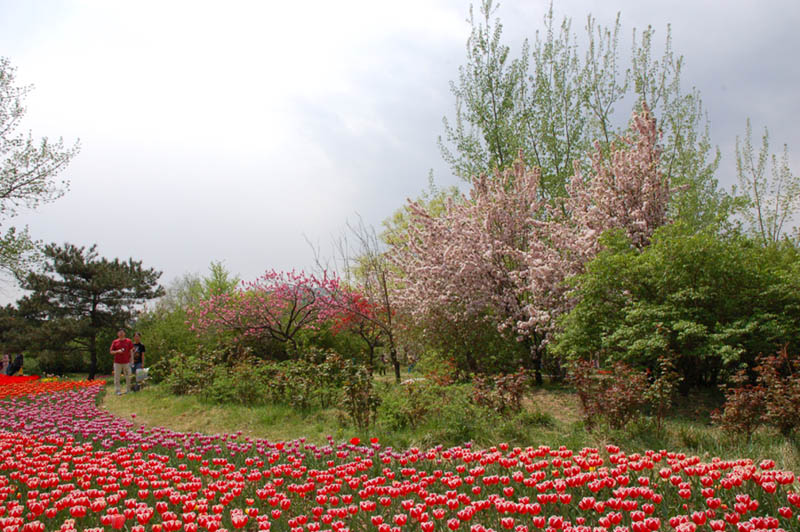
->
[551,224,800,387]
[439,0,727,229]
[16,243,163,379]
[0,58,79,277]
[391,105,668,382]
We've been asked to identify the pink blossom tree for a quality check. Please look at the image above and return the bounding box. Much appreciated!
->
[187,269,343,354]
[389,104,668,383]
[555,105,669,252]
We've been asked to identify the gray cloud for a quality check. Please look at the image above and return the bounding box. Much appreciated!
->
[0,0,798,304]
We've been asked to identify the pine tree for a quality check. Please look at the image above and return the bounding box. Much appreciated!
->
[16,243,163,379]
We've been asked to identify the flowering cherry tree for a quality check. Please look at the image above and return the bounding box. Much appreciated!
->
[188,269,342,353]
[390,104,668,383]
[555,105,669,252]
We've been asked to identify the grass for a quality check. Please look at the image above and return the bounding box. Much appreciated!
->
[101,377,800,474]
[103,383,347,443]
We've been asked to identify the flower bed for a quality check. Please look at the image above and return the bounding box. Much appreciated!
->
[0,380,797,531]
[0,376,102,400]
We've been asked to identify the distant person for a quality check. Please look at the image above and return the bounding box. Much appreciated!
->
[5,353,23,376]
[110,329,133,395]
[131,332,145,391]
[0,353,9,375]
[407,354,418,373]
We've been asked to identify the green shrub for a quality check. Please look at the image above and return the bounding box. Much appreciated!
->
[154,344,380,420]
[471,369,529,413]
[340,361,380,429]
[428,393,484,446]
[201,365,238,404]
[377,379,450,431]
[553,226,800,388]
[230,360,270,405]
[416,351,458,385]
[515,408,555,428]
[569,360,649,431]
[160,351,216,395]
[33,349,83,375]
[22,355,41,376]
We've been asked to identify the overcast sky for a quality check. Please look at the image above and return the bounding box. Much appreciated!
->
[1,0,798,303]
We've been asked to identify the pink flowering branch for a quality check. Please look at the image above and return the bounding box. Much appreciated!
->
[389,104,668,383]
[187,269,344,352]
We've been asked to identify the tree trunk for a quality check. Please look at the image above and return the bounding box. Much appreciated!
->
[526,337,543,386]
[390,346,400,383]
[532,348,543,386]
[463,344,478,373]
[88,333,97,381]
[367,344,375,376]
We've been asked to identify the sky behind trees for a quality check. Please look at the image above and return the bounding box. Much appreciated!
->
[1,0,798,301]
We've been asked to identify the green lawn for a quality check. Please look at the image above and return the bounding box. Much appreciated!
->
[102,379,800,474]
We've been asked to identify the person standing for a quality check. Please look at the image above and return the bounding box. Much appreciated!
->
[131,332,145,391]
[110,329,134,395]
[5,354,22,376]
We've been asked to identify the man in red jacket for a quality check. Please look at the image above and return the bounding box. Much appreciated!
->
[110,329,134,395]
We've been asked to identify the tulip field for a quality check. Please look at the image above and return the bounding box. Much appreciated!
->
[0,378,797,532]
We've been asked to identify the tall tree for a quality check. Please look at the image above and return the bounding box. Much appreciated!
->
[440,1,725,227]
[321,217,404,382]
[16,243,163,379]
[392,105,667,383]
[735,119,800,245]
[0,58,79,277]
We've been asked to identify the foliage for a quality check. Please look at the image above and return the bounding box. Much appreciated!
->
[735,119,800,245]
[471,368,529,414]
[377,380,468,432]
[32,349,84,375]
[15,243,163,379]
[159,349,217,396]
[712,370,765,440]
[643,355,684,431]
[594,363,649,431]
[391,106,669,383]
[714,346,800,438]
[754,346,800,436]
[569,360,649,431]
[201,364,239,404]
[553,224,800,387]
[440,1,726,229]
[0,58,79,277]
[157,345,366,420]
[415,349,459,386]
[340,359,380,429]
[405,311,529,375]
[135,262,240,369]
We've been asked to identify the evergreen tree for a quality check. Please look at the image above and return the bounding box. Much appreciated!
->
[16,243,163,379]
